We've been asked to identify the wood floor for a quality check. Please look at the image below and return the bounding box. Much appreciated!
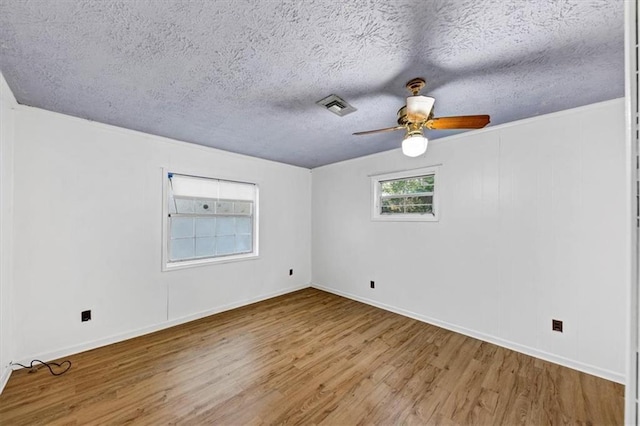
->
[0,288,624,425]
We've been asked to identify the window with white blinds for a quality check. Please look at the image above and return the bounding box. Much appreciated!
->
[164,172,258,268]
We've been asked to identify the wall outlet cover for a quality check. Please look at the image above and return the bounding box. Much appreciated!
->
[552,319,563,332]
[82,310,92,322]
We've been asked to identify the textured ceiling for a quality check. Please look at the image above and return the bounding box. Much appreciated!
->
[0,0,624,168]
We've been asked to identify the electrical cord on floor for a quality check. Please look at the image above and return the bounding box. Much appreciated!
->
[11,359,72,376]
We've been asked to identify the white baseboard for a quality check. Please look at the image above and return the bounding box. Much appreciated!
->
[11,284,310,370]
[312,283,625,384]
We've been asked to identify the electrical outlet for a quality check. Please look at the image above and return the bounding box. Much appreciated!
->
[81,310,92,322]
[552,319,563,332]
[289,269,293,276]
[370,281,375,289]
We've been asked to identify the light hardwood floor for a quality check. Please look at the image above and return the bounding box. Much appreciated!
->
[0,288,624,425]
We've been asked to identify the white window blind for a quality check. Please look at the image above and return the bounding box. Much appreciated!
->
[167,173,257,264]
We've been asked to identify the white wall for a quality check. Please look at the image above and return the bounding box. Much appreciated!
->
[0,82,628,393]
[10,104,312,363]
[312,99,628,382]
[0,73,16,391]
[624,2,639,422]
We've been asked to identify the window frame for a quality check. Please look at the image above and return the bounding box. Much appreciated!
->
[371,166,440,222]
[161,169,260,271]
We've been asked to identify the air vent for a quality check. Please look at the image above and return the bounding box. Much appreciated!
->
[316,94,357,117]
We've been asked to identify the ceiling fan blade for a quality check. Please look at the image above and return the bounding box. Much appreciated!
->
[353,125,405,136]
[426,115,490,130]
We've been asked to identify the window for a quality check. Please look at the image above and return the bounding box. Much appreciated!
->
[371,166,439,222]
[163,172,258,269]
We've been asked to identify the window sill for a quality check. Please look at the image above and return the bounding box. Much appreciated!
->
[163,253,259,271]
[372,214,439,222]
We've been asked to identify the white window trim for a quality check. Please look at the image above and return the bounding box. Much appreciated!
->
[161,168,260,271]
[371,165,440,222]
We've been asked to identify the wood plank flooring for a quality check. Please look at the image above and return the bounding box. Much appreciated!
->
[0,288,624,425]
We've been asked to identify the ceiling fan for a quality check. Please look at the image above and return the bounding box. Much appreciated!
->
[353,78,490,157]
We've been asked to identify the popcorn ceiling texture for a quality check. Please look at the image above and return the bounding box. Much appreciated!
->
[0,0,624,168]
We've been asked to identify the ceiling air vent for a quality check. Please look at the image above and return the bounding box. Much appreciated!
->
[316,94,357,117]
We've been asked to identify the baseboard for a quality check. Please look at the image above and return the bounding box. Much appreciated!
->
[312,283,625,384]
[12,283,311,369]
[0,364,11,395]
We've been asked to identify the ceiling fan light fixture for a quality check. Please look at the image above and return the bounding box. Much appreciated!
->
[402,133,428,157]
[406,95,435,121]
